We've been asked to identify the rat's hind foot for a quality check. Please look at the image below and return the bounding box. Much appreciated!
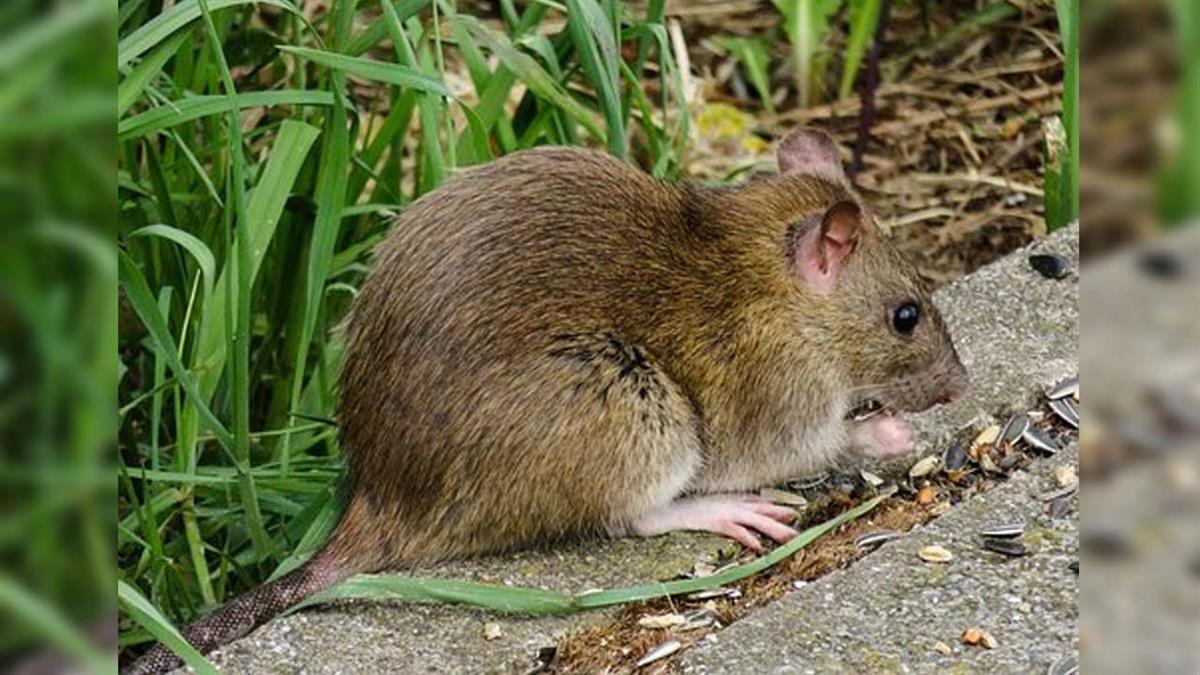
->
[626,494,800,552]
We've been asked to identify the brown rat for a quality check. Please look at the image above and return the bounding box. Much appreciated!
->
[127,129,967,674]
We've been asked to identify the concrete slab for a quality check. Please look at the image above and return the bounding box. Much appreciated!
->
[208,224,1078,674]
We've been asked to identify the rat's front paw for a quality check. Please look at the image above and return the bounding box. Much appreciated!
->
[855,414,915,458]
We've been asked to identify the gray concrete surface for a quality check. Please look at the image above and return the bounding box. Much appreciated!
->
[683,445,1079,674]
[208,224,1079,674]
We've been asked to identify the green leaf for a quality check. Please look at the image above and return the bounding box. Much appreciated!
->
[278,46,450,96]
[838,0,882,99]
[721,37,775,115]
[128,224,216,300]
[117,580,217,675]
[118,90,334,139]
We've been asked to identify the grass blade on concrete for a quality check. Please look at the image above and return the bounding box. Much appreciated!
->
[118,580,217,675]
[293,492,889,615]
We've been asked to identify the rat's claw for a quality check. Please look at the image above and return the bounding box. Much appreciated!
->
[626,494,801,551]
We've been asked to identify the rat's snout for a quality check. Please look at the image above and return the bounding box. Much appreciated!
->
[938,355,970,405]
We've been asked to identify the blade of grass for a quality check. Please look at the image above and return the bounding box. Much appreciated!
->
[838,0,882,99]
[566,0,625,156]
[195,0,277,563]
[455,15,603,141]
[118,0,305,68]
[294,491,889,614]
[278,46,449,96]
[0,575,113,675]
[117,580,217,675]
[117,90,333,140]
[1053,0,1078,227]
[118,28,190,117]
[346,0,432,56]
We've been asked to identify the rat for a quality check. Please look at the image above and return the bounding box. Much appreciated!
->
[126,128,967,674]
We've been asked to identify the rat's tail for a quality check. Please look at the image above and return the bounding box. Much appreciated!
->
[122,547,349,675]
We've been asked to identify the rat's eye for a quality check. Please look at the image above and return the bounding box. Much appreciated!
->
[892,302,920,336]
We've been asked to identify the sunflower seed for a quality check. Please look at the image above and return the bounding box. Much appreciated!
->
[1140,249,1185,280]
[1029,253,1072,279]
[636,639,681,668]
[982,538,1028,557]
[860,469,885,487]
[918,544,954,563]
[855,530,902,548]
[979,524,1024,539]
[638,613,686,629]
[686,587,738,601]
[999,451,1024,470]
[759,487,808,508]
[1045,376,1079,400]
[909,455,941,479]
[943,443,969,471]
[1048,399,1078,429]
[1048,654,1079,675]
[1022,426,1061,454]
[1000,414,1030,446]
[969,424,1001,458]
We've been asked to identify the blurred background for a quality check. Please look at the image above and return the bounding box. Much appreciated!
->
[0,0,1194,671]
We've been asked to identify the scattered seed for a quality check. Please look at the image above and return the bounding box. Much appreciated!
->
[909,455,941,479]
[1082,529,1133,559]
[961,627,998,649]
[686,588,739,601]
[1047,654,1079,675]
[916,485,937,505]
[999,451,1024,470]
[635,639,681,668]
[979,523,1024,539]
[860,469,885,487]
[982,538,1028,557]
[680,610,715,631]
[638,613,686,630]
[855,530,902,548]
[932,640,953,656]
[943,443,969,472]
[969,424,1002,458]
[1140,249,1185,280]
[919,545,954,563]
[1045,376,1079,401]
[1022,426,1061,455]
[483,622,503,640]
[979,451,1003,474]
[759,487,808,508]
[525,646,557,674]
[1029,253,1072,279]
[1054,464,1078,489]
[1000,413,1031,446]
[1047,399,1079,429]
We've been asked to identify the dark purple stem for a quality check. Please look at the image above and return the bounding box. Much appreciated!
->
[850,0,894,180]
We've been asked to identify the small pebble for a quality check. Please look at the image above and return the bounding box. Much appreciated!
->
[483,622,503,640]
[919,545,954,563]
[916,485,937,505]
[1029,253,1072,279]
[932,640,953,656]
[1054,464,1078,489]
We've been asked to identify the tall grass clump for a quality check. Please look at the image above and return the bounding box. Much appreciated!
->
[0,0,115,670]
[116,0,689,662]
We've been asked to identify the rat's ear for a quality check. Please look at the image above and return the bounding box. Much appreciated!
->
[790,201,862,293]
[776,129,845,181]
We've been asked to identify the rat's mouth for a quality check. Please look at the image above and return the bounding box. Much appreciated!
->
[846,398,894,421]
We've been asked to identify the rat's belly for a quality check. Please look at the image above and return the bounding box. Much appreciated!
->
[689,417,849,493]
